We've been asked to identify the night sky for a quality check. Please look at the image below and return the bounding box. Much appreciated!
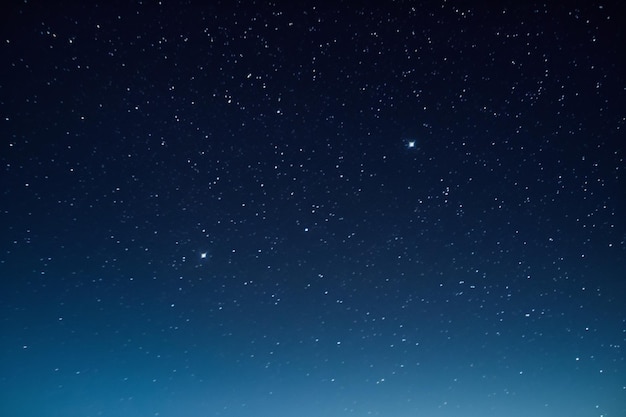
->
[1,1,625,416]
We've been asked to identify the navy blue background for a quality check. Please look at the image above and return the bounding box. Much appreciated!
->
[1,1,624,416]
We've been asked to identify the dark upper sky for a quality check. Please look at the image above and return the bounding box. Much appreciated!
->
[1,1,624,416]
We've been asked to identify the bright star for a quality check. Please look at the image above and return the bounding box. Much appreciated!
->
[405,139,418,150]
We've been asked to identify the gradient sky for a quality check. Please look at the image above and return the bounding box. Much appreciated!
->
[1,1,625,416]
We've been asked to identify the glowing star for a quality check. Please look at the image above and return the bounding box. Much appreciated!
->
[404,139,419,150]
[200,252,208,259]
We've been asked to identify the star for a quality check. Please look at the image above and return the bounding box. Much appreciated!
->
[405,139,418,150]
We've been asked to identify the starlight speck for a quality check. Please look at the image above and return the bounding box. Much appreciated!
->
[405,139,418,150]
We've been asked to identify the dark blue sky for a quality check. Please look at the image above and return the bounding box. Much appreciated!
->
[1,1,624,416]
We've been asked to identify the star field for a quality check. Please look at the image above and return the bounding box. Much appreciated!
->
[1,1,625,416]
